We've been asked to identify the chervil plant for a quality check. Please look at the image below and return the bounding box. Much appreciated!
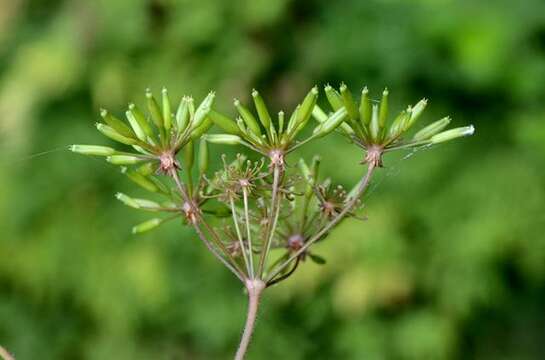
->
[71,84,474,359]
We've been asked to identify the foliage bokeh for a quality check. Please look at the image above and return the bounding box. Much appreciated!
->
[1,0,545,359]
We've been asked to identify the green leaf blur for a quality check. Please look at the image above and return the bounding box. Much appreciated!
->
[1,0,544,359]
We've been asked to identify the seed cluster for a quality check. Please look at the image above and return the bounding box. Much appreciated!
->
[70,84,473,284]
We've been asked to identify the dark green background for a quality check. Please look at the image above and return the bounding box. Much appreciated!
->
[1,0,545,359]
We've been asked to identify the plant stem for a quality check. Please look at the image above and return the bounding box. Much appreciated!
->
[230,197,251,276]
[193,222,245,282]
[266,163,376,282]
[257,164,282,277]
[170,168,246,281]
[243,188,255,278]
[0,346,14,360]
[235,279,265,360]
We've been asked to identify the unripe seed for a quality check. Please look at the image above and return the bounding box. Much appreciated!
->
[69,145,115,156]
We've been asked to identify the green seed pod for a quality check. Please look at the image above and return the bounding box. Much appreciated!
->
[136,162,155,176]
[234,99,261,136]
[359,87,371,126]
[125,110,146,141]
[176,96,191,132]
[379,88,389,128]
[129,104,154,138]
[204,134,242,145]
[406,99,428,130]
[132,218,164,234]
[312,105,328,123]
[193,92,215,129]
[295,86,319,128]
[369,104,380,141]
[286,105,300,133]
[190,117,213,140]
[133,198,162,210]
[324,85,343,110]
[244,124,264,144]
[149,176,169,194]
[131,145,150,155]
[269,120,278,144]
[340,83,359,121]
[100,109,134,138]
[116,192,140,208]
[208,110,240,135]
[162,88,173,131]
[251,89,271,129]
[198,137,208,175]
[125,170,158,192]
[340,123,355,135]
[183,140,194,171]
[413,117,451,141]
[96,123,137,145]
[106,155,145,165]
[278,111,285,133]
[69,145,116,156]
[431,125,475,144]
[313,107,348,138]
[387,110,411,140]
[236,117,247,134]
[145,89,164,129]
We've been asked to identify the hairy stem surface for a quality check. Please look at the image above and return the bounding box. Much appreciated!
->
[0,346,14,360]
[235,280,265,360]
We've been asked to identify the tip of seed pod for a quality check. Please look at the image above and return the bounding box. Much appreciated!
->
[208,91,216,97]
[100,108,108,117]
[120,166,127,174]
[251,89,258,97]
[383,88,389,95]
[311,86,318,94]
[95,122,102,129]
[466,125,475,136]
[340,82,347,90]
[145,88,152,96]
[233,99,240,106]
[68,145,76,152]
[115,192,123,199]
[362,86,369,94]
[324,84,332,90]
[162,87,167,94]
[278,110,284,115]
[129,103,135,110]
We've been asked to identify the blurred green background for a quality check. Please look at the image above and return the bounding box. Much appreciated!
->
[1,0,545,359]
